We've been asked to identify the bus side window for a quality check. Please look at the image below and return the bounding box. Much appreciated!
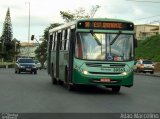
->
[59,32,63,50]
[51,33,55,51]
[54,32,57,51]
[62,30,67,51]
[53,33,56,51]
[49,34,53,51]
[64,29,68,50]
[65,29,70,51]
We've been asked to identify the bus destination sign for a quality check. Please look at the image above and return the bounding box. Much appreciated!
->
[77,21,134,30]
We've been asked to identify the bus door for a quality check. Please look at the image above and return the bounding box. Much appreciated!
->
[68,28,76,83]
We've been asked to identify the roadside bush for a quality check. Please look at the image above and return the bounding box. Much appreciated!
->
[0,63,15,68]
[155,63,160,72]
[8,64,15,68]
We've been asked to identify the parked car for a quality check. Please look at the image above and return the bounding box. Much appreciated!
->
[34,60,42,70]
[15,58,37,74]
[134,59,154,74]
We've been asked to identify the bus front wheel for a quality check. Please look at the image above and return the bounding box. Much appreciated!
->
[67,83,75,91]
[65,68,75,91]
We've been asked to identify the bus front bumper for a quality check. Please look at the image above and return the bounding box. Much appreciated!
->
[73,69,133,87]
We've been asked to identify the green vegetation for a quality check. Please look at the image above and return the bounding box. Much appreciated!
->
[0,8,20,61]
[60,5,100,22]
[34,23,61,66]
[0,62,15,68]
[135,34,160,62]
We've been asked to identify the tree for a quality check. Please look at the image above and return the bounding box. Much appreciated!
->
[89,5,100,18]
[35,23,61,66]
[60,5,100,22]
[60,11,75,23]
[0,8,13,61]
[44,23,62,41]
[34,41,47,65]
[12,38,20,60]
[60,7,90,22]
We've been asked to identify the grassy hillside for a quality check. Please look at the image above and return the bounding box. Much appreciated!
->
[135,35,160,62]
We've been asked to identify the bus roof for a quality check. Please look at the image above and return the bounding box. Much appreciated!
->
[77,18,133,23]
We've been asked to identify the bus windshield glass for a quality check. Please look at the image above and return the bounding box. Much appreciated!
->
[75,33,133,61]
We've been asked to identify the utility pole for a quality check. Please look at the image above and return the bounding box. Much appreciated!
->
[26,2,30,57]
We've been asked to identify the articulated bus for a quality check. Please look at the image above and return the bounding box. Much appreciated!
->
[47,18,137,93]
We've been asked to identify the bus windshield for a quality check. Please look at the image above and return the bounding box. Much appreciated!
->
[75,33,133,61]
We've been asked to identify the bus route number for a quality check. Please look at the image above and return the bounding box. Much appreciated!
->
[113,68,125,72]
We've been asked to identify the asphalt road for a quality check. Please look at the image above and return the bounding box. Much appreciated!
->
[0,68,160,113]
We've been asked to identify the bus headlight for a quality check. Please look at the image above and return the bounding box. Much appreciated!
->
[122,72,127,75]
[79,68,89,75]
[83,70,88,75]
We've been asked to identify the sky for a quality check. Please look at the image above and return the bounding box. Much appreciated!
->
[0,0,160,42]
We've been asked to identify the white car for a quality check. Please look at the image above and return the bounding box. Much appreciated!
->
[134,59,154,74]
[34,60,42,70]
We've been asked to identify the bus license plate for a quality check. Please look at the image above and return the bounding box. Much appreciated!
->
[100,78,110,82]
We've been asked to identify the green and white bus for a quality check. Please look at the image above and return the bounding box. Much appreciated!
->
[47,18,137,92]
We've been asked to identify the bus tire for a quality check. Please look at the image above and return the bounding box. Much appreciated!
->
[65,67,75,91]
[58,79,64,85]
[51,66,57,85]
[67,83,75,91]
[112,86,121,93]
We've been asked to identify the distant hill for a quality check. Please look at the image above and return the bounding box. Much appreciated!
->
[135,35,160,62]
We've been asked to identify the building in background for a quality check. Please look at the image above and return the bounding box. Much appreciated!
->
[135,24,159,40]
[19,42,39,58]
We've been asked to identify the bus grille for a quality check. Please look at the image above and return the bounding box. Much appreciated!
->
[89,72,122,75]
[85,62,125,68]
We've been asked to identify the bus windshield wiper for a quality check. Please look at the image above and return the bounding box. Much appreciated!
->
[90,30,101,45]
[110,31,121,45]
